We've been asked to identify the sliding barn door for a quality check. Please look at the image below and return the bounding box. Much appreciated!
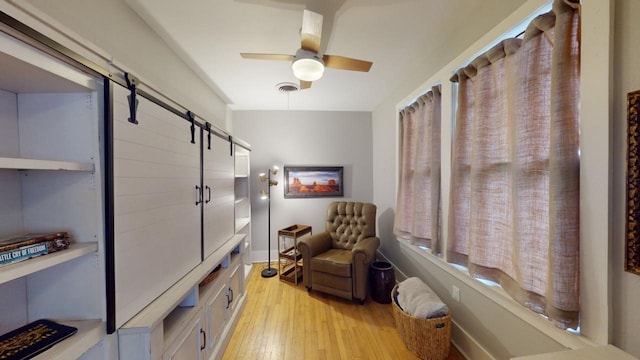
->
[202,133,235,259]
[111,84,201,329]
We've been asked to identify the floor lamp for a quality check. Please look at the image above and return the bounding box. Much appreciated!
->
[259,166,279,278]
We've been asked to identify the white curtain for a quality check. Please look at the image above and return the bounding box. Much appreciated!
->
[395,86,442,253]
[448,0,580,329]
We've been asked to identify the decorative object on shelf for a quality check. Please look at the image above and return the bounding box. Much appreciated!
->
[626,89,640,275]
[0,232,70,267]
[0,319,78,360]
[278,225,312,284]
[259,165,279,278]
[283,166,343,198]
[198,264,223,287]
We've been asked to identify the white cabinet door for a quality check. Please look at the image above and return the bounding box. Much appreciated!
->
[205,282,228,354]
[112,84,202,329]
[202,134,235,258]
[164,313,204,360]
[227,263,243,314]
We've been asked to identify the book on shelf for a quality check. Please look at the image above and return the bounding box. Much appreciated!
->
[0,232,68,253]
[0,319,77,360]
[0,232,70,267]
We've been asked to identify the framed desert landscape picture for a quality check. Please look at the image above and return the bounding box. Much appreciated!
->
[284,166,344,198]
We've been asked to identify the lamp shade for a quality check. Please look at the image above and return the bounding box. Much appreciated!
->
[292,49,324,82]
[292,58,324,81]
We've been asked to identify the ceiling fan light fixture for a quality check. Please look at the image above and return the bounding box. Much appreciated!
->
[292,50,324,82]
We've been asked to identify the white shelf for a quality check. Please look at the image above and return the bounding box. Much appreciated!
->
[0,242,98,285]
[235,218,250,232]
[234,153,249,178]
[0,157,95,171]
[0,32,96,93]
[32,319,104,360]
[234,174,248,178]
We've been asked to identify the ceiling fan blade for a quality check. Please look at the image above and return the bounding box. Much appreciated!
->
[300,9,323,53]
[323,54,373,72]
[300,80,312,90]
[240,53,295,61]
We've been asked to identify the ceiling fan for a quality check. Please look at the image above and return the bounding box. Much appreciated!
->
[240,9,373,89]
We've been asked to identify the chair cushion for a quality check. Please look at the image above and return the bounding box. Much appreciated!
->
[310,248,352,277]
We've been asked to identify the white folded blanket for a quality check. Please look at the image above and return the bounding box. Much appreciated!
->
[396,277,449,319]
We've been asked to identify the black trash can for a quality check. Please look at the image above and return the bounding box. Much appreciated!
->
[370,261,395,304]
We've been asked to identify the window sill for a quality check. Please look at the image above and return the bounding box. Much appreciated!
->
[397,239,596,350]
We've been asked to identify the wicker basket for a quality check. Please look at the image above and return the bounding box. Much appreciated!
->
[391,284,451,360]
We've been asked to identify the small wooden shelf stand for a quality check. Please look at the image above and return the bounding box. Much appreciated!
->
[278,225,312,284]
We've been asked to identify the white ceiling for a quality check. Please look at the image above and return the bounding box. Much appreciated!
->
[126,0,525,112]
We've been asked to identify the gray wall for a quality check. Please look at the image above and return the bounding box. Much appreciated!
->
[233,110,373,261]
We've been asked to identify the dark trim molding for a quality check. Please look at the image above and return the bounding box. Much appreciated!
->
[104,80,117,334]
[626,90,640,275]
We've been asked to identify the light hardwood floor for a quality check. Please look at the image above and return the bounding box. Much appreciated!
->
[223,264,465,360]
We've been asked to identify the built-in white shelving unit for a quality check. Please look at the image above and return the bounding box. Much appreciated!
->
[111,66,251,360]
[118,234,247,360]
[0,28,106,359]
[234,143,252,279]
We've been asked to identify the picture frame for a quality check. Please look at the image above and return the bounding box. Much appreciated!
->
[626,89,640,275]
[284,166,344,198]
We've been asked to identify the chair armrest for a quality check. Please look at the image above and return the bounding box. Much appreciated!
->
[298,232,332,289]
[352,236,380,301]
[352,236,380,264]
[298,232,332,258]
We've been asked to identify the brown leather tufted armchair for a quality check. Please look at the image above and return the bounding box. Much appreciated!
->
[298,201,380,303]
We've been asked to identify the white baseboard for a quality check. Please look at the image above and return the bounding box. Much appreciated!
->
[451,320,495,360]
[251,250,278,264]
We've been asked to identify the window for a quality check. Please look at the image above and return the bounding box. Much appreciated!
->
[395,86,442,253]
[448,0,580,329]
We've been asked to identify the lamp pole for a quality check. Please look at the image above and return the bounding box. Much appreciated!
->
[261,169,277,278]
